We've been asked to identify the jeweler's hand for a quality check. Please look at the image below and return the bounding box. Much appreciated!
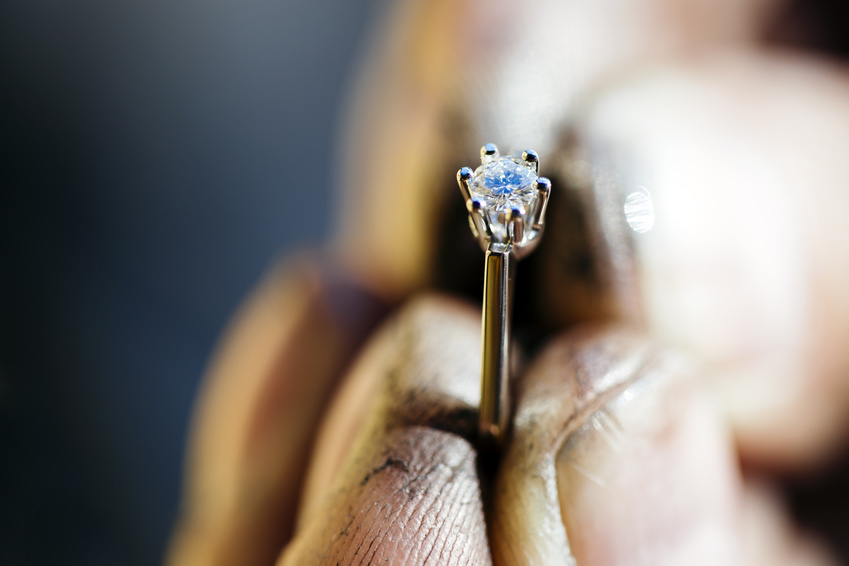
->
[167,283,834,565]
[282,295,835,566]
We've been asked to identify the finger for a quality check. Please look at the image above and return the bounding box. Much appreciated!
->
[565,53,849,469]
[490,326,744,565]
[167,257,387,566]
[280,295,490,565]
[334,0,774,298]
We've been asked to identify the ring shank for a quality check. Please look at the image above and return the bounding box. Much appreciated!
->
[479,248,514,446]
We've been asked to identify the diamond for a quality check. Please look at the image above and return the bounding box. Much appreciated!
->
[470,155,539,244]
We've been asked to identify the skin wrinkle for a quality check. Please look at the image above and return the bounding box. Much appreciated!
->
[418,462,463,563]
[337,430,485,565]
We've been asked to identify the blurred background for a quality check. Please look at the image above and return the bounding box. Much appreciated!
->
[0,0,380,563]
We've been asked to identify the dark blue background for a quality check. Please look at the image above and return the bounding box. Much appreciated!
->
[0,0,379,563]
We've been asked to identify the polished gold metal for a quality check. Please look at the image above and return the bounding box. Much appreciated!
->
[480,247,513,442]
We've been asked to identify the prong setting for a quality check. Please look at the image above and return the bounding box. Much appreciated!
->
[521,149,539,173]
[468,197,491,247]
[457,166,474,203]
[460,145,554,449]
[533,177,551,231]
[509,207,525,244]
[456,144,552,256]
[481,143,499,163]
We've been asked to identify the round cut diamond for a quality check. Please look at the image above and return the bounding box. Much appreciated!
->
[470,156,539,244]
[470,156,538,213]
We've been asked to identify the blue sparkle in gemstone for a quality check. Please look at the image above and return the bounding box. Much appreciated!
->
[471,156,537,200]
[484,166,534,194]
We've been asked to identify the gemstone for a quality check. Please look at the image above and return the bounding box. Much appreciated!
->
[470,155,539,243]
[470,156,538,212]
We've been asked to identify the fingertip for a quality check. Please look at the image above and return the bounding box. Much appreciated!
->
[492,326,743,566]
[285,294,492,565]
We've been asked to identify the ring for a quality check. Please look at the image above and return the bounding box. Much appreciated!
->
[457,143,552,448]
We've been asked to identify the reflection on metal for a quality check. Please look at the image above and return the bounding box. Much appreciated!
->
[624,189,654,233]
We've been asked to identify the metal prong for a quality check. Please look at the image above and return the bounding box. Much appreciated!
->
[521,149,539,173]
[486,208,512,246]
[514,233,540,260]
[469,198,491,245]
[496,207,509,233]
[457,167,473,203]
[533,177,552,230]
[468,197,484,214]
[509,207,525,244]
[467,215,480,239]
[481,143,499,162]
